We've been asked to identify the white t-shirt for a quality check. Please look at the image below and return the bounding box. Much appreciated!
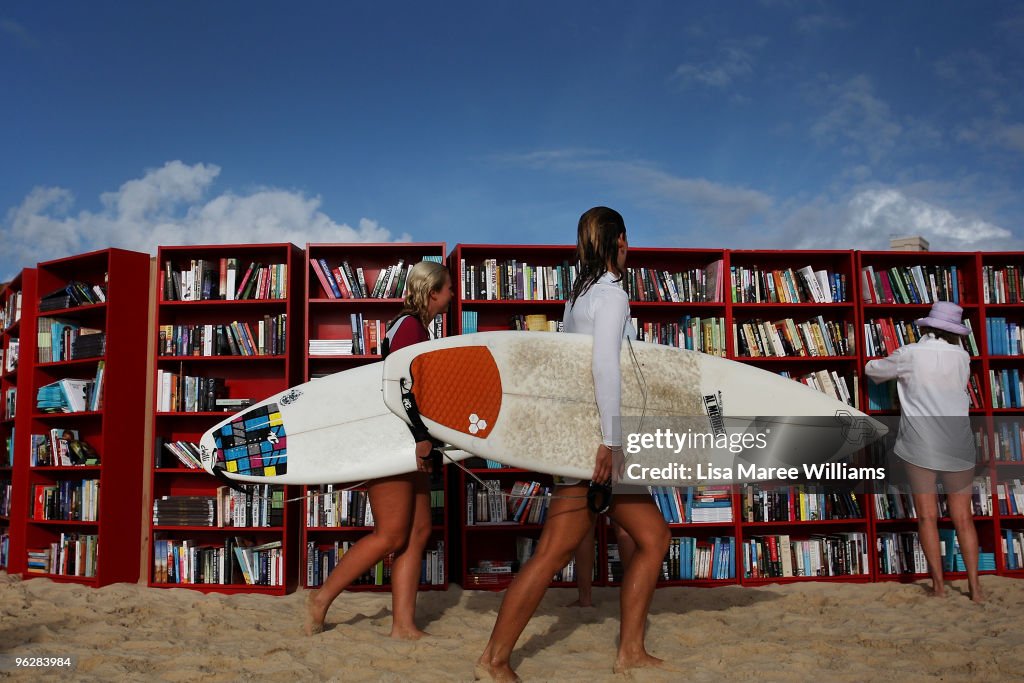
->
[865,334,975,471]
[562,271,637,448]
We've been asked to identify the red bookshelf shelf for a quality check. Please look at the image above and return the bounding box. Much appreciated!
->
[302,242,450,593]
[149,243,305,595]
[0,268,35,573]
[20,249,151,587]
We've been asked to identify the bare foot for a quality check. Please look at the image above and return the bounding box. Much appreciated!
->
[391,625,429,640]
[614,652,667,674]
[304,590,327,636]
[970,586,985,603]
[474,658,520,682]
[566,598,593,608]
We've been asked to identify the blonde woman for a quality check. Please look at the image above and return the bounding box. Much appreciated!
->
[305,261,454,637]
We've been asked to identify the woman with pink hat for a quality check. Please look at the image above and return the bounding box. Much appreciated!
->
[865,300,984,602]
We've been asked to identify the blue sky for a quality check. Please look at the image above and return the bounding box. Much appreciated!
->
[2,1,1023,278]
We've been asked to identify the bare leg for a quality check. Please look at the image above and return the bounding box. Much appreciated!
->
[905,462,944,597]
[477,484,594,682]
[942,469,984,603]
[390,471,434,638]
[568,523,595,607]
[606,494,671,673]
[305,475,414,635]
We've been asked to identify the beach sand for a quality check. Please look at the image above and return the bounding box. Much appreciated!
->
[1,571,1022,681]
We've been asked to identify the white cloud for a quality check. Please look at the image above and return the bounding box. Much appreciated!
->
[783,188,1018,250]
[809,75,902,163]
[502,149,774,227]
[0,161,408,279]
[672,40,766,92]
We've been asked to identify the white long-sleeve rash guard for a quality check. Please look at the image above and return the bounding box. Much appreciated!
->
[562,272,636,448]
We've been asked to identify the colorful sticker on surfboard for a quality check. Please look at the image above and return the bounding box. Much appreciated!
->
[213,403,287,476]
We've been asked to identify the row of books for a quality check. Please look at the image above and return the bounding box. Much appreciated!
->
[625,262,724,303]
[986,317,1022,356]
[742,486,863,523]
[303,485,445,528]
[152,487,284,528]
[992,421,1023,461]
[996,480,1024,516]
[157,439,206,469]
[3,337,17,372]
[939,528,997,572]
[509,314,559,332]
[465,480,551,525]
[863,317,979,357]
[0,533,8,568]
[158,316,287,357]
[778,369,858,408]
[155,373,228,413]
[860,264,964,304]
[311,257,426,300]
[866,373,985,411]
[0,479,11,516]
[4,387,14,419]
[27,533,97,577]
[151,536,280,585]
[733,317,855,358]
[650,486,733,524]
[1002,529,1024,570]
[667,536,735,581]
[730,265,846,304]
[334,314,384,356]
[37,317,105,363]
[982,264,1023,304]
[163,259,288,301]
[29,429,99,466]
[460,259,578,302]
[305,487,376,528]
[305,539,446,587]
[991,368,1024,409]
[872,478,994,520]
[36,374,103,413]
[876,531,927,575]
[634,317,727,356]
[31,480,99,521]
[1,290,22,329]
[744,532,870,578]
[39,280,106,311]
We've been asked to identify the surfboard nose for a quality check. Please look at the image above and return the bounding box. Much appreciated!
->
[409,346,502,439]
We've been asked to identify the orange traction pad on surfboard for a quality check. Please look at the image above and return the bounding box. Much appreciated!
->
[409,346,501,438]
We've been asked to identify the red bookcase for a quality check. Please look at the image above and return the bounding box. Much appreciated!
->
[979,252,1024,577]
[450,244,576,590]
[301,243,450,591]
[148,243,304,594]
[449,244,740,589]
[855,251,998,583]
[1,269,38,574]
[20,249,150,586]
[728,250,871,585]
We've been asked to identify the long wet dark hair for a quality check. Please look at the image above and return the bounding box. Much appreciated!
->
[568,206,626,307]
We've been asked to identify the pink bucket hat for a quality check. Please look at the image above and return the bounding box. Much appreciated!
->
[915,301,969,336]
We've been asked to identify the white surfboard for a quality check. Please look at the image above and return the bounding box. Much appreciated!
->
[381,331,887,484]
[197,362,467,485]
